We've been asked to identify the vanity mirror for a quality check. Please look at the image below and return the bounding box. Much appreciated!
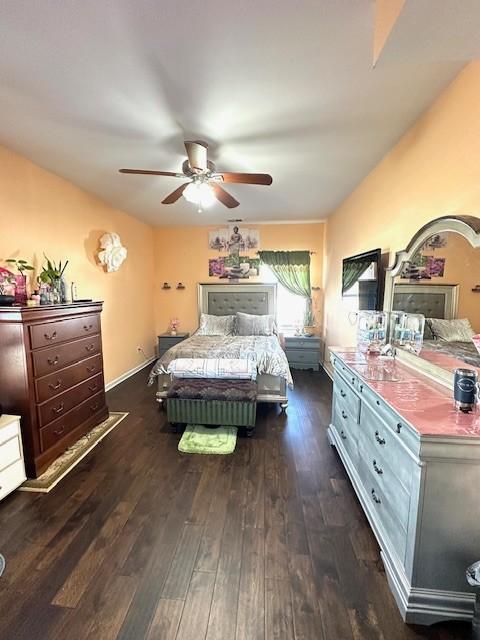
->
[384,215,480,386]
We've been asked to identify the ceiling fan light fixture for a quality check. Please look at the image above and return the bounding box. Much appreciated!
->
[183,181,215,208]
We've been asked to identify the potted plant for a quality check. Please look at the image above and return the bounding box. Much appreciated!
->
[39,256,68,304]
[303,300,316,336]
[5,258,34,305]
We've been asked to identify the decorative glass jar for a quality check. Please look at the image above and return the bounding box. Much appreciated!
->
[357,311,387,354]
[390,311,425,355]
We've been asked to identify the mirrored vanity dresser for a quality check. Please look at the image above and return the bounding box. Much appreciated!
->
[329,215,480,625]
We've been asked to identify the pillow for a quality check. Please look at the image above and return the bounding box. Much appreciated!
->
[427,318,475,342]
[236,312,276,336]
[196,313,235,336]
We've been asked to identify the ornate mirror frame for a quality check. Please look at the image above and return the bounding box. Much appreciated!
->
[383,215,480,387]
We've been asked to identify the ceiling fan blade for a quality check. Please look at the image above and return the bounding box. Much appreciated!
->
[161,182,190,204]
[184,141,208,171]
[216,172,273,185]
[211,183,240,208]
[119,169,184,177]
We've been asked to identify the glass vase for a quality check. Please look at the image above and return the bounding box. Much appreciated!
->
[51,278,62,304]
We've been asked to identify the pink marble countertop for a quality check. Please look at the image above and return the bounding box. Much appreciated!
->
[331,348,480,439]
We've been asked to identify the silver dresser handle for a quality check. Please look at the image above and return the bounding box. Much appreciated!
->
[371,489,381,504]
[340,390,346,398]
[375,431,386,445]
[373,459,383,475]
[340,430,347,440]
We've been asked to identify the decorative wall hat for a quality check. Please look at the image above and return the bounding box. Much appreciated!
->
[98,232,127,272]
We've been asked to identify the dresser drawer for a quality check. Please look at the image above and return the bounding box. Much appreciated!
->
[39,390,105,452]
[332,359,359,389]
[0,432,23,473]
[358,436,410,525]
[30,314,99,350]
[285,349,319,365]
[357,381,418,453]
[357,458,407,564]
[32,334,102,378]
[0,459,26,500]
[37,373,104,428]
[35,354,103,403]
[285,337,320,349]
[334,371,360,423]
[332,398,358,463]
[359,403,415,492]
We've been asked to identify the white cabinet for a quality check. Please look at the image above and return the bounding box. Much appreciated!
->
[328,353,480,626]
[0,415,26,500]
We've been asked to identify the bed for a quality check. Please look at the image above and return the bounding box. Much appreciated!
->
[393,283,480,367]
[150,283,291,410]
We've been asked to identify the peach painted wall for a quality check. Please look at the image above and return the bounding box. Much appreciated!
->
[323,62,480,366]
[0,145,156,384]
[154,223,325,335]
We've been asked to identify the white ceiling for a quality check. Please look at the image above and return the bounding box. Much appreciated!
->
[0,1,467,226]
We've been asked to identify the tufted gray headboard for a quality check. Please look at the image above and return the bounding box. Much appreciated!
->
[197,283,277,319]
[392,284,459,337]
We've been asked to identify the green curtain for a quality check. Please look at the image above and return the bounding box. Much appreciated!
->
[342,257,372,294]
[258,250,313,323]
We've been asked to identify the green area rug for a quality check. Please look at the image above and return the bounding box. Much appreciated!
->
[178,425,237,455]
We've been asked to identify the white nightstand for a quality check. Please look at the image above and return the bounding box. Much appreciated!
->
[0,415,26,500]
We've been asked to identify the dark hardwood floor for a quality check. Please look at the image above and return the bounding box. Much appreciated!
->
[0,368,471,639]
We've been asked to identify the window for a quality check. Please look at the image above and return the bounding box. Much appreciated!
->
[260,264,306,332]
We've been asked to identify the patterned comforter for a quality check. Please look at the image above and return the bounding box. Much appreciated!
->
[423,340,480,368]
[148,334,293,387]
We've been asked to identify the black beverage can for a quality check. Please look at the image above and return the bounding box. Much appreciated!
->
[454,368,478,413]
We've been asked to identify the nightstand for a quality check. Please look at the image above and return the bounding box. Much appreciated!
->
[0,415,26,500]
[158,332,190,359]
[284,335,321,371]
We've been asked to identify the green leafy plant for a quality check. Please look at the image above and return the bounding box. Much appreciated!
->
[303,299,315,326]
[39,255,68,285]
[5,258,34,274]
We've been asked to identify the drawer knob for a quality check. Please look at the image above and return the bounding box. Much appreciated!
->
[85,343,95,352]
[48,379,62,391]
[51,402,64,415]
[83,324,93,331]
[372,459,383,475]
[341,410,348,420]
[340,430,347,440]
[88,383,98,392]
[376,400,381,407]
[396,423,402,434]
[340,390,346,398]
[359,384,363,392]
[47,356,59,366]
[375,431,386,445]
[44,331,57,341]
[371,489,381,504]
[87,365,96,373]
[351,377,355,385]
[53,426,65,436]
[90,402,99,412]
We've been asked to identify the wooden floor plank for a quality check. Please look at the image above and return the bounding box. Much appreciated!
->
[206,570,241,640]
[175,571,216,640]
[265,578,294,640]
[236,526,265,640]
[161,523,204,600]
[146,598,185,640]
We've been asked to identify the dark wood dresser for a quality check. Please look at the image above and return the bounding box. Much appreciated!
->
[0,302,108,477]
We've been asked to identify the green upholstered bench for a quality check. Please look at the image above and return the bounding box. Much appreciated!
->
[166,378,257,436]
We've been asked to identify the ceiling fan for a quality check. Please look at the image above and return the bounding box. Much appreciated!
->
[119,141,272,211]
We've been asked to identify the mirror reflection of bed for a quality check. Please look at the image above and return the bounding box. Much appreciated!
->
[392,230,480,372]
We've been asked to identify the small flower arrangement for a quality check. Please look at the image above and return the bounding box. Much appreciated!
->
[170,317,180,335]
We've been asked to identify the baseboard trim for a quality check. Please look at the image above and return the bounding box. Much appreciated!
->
[105,357,157,392]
